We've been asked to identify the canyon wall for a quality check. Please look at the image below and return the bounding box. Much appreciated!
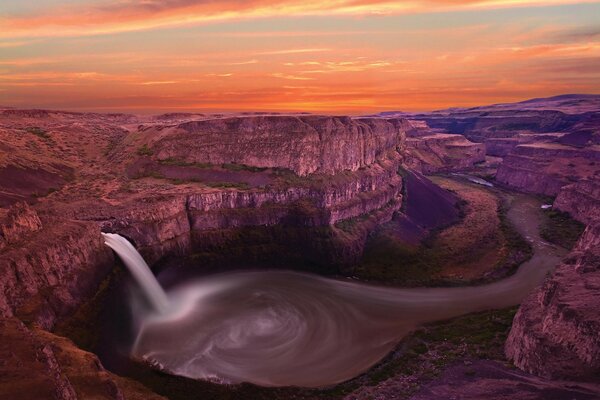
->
[100,151,404,269]
[554,179,600,224]
[495,144,600,196]
[403,134,485,174]
[0,317,165,400]
[0,203,113,328]
[144,116,404,176]
[506,223,600,382]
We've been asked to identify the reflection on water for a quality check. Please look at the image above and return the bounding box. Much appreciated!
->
[131,195,565,388]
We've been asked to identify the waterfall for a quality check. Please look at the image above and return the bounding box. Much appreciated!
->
[102,233,169,313]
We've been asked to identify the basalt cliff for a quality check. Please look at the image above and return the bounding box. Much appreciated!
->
[506,223,600,382]
[0,112,412,322]
[1,96,600,399]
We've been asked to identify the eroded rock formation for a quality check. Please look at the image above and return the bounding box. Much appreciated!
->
[554,179,600,224]
[506,224,600,381]
[143,116,404,176]
[495,143,600,196]
[403,133,485,173]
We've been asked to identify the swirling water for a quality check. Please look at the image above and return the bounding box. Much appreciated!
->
[108,195,565,388]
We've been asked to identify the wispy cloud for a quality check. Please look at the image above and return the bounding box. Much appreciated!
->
[2,0,596,39]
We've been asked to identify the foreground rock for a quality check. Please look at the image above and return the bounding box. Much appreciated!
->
[0,317,164,400]
[409,360,600,400]
[506,224,600,382]
[0,203,113,328]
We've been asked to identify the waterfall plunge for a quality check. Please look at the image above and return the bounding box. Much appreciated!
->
[102,233,169,313]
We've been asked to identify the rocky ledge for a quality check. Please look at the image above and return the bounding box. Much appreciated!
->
[495,143,600,196]
[403,133,485,174]
[505,223,600,381]
[554,179,600,224]
[140,115,405,176]
[0,112,412,325]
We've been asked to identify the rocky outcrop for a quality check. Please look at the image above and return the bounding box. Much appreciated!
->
[144,116,405,176]
[506,224,600,382]
[0,205,113,328]
[554,179,600,224]
[495,143,600,196]
[0,202,42,250]
[99,152,404,269]
[0,317,164,400]
[484,133,564,157]
[404,134,485,173]
[406,360,600,400]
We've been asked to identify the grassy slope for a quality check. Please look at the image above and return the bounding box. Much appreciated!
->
[354,177,532,286]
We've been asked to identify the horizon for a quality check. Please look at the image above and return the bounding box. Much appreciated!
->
[1,92,598,116]
[1,1,600,113]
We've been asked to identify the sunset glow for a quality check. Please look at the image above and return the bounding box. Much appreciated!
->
[1,0,599,113]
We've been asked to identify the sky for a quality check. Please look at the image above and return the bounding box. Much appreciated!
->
[0,0,599,114]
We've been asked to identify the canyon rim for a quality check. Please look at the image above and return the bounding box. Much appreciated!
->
[1,1,600,400]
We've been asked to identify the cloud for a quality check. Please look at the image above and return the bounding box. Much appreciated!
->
[2,0,597,39]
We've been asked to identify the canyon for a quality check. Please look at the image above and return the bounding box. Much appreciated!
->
[1,94,599,399]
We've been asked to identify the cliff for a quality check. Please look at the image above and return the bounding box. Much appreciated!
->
[554,179,600,224]
[141,116,404,176]
[0,317,164,400]
[505,224,600,381]
[96,151,404,269]
[0,204,113,328]
[403,134,485,174]
[495,143,600,196]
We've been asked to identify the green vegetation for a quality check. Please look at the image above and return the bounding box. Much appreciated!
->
[221,163,267,172]
[137,144,154,156]
[497,122,539,131]
[206,181,251,190]
[493,205,534,276]
[540,209,585,249]
[158,158,212,168]
[349,307,517,393]
[158,158,269,173]
[354,232,444,285]
[26,126,53,142]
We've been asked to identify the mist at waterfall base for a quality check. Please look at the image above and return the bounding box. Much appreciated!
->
[101,196,562,388]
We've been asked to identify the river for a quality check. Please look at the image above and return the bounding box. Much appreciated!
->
[129,191,565,388]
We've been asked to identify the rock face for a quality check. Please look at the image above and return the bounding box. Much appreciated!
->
[0,202,42,250]
[505,223,600,382]
[554,179,600,224]
[99,151,404,269]
[407,360,600,400]
[0,204,113,328]
[0,110,412,398]
[0,317,164,400]
[145,116,404,176]
[403,134,485,173]
[0,112,409,322]
[495,143,600,196]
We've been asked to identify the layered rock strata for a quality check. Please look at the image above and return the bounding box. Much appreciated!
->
[142,116,404,176]
[554,179,600,224]
[506,224,600,381]
[495,143,600,196]
[0,203,113,328]
[403,134,485,173]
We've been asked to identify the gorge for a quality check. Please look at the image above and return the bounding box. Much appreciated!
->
[1,94,599,400]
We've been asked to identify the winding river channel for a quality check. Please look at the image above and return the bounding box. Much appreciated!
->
[127,192,565,388]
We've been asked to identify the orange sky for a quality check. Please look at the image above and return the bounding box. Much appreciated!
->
[1,0,599,113]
